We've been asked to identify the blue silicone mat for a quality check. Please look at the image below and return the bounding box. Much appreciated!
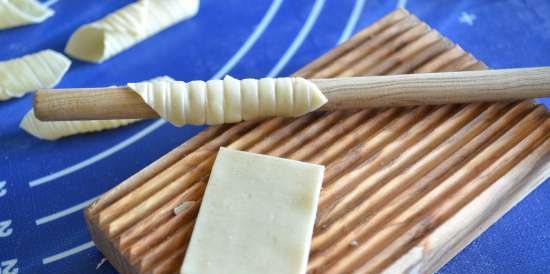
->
[0,1,548,273]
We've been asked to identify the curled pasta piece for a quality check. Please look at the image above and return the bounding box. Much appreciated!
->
[0,0,54,30]
[0,49,71,101]
[20,111,140,140]
[20,76,173,140]
[65,0,199,63]
[128,75,328,127]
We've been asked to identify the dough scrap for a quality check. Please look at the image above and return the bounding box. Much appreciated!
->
[128,75,328,126]
[0,0,54,30]
[0,49,71,101]
[181,147,324,274]
[64,0,199,63]
[20,76,173,140]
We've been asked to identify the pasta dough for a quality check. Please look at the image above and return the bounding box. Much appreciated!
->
[19,110,140,140]
[20,76,173,140]
[128,75,328,126]
[64,0,199,63]
[181,147,324,274]
[0,49,71,101]
[0,0,54,30]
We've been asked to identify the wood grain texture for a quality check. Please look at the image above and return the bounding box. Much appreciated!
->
[34,87,158,120]
[316,67,550,109]
[85,8,549,274]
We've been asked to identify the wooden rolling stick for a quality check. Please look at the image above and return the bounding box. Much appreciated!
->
[34,67,550,124]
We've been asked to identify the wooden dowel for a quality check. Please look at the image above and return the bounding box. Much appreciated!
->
[34,87,158,120]
[34,67,550,121]
[316,66,550,110]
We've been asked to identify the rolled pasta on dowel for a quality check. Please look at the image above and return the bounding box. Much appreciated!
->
[127,75,328,126]
[34,67,550,124]
[64,0,199,63]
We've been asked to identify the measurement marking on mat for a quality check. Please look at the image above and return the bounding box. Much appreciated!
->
[0,259,19,274]
[0,181,6,198]
[338,0,366,44]
[397,0,407,8]
[267,0,326,76]
[42,241,95,265]
[35,196,98,225]
[213,0,283,79]
[28,120,165,188]
[0,220,13,238]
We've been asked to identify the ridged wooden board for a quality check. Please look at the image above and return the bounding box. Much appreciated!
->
[85,8,550,274]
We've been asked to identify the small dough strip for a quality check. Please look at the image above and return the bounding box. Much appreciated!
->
[0,49,70,101]
[20,76,173,140]
[127,75,328,127]
[0,0,54,30]
[65,0,199,63]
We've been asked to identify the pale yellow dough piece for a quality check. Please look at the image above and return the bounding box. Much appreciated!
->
[20,76,173,140]
[0,0,54,30]
[0,49,71,101]
[64,0,199,63]
[19,111,140,140]
[181,147,324,274]
[128,75,328,126]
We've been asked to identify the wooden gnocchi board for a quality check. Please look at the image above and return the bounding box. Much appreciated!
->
[85,8,550,274]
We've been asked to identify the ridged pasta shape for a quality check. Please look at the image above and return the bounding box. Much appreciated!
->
[19,110,140,140]
[128,75,328,127]
[0,49,71,101]
[64,0,199,63]
[20,76,173,140]
[0,0,54,30]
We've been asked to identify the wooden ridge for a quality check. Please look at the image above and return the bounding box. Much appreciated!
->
[85,8,550,274]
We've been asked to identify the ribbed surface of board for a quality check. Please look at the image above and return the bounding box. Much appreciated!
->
[85,9,550,274]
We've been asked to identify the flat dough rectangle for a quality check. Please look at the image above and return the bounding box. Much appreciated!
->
[181,147,325,274]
